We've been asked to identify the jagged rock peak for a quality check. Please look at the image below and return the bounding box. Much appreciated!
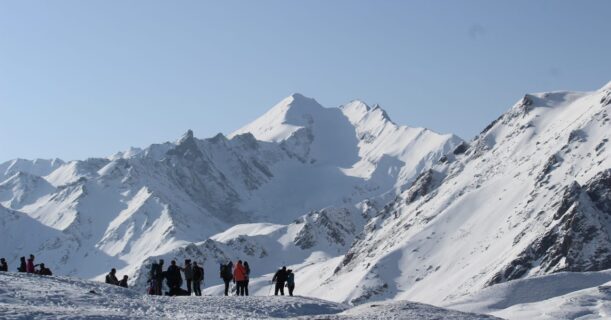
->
[179,129,195,144]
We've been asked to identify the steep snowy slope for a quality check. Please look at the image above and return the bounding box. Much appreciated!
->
[314,83,611,305]
[340,100,461,187]
[0,158,64,183]
[0,171,56,210]
[0,93,460,286]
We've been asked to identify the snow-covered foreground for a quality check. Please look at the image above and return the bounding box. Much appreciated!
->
[0,272,497,319]
[446,270,611,319]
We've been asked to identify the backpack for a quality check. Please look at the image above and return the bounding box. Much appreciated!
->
[220,264,232,279]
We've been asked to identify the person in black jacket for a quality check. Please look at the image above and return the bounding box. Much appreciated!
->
[272,266,288,296]
[105,268,119,285]
[192,262,204,296]
[119,275,129,288]
[166,260,182,294]
[220,261,233,296]
[18,257,26,272]
[182,259,193,296]
[243,261,251,296]
[0,258,7,272]
[152,259,164,295]
[37,263,52,276]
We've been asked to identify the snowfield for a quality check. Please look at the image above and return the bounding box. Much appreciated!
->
[0,272,497,319]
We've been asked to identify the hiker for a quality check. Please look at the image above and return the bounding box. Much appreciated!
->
[119,275,129,288]
[18,256,26,272]
[220,261,233,296]
[272,266,288,296]
[286,269,295,296]
[152,259,164,295]
[166,260,183,294]
[105,268,120,285]
[26,254,35,273]
[244,261,251,296]
[182,259,193,295]
[0,258,7,272]
[37,263,52,276]
[233,260,247,296]
[192,262,204,296]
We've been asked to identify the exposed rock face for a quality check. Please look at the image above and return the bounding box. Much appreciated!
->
[488,169,611,286]
[403,169,436,205]
[294,208,358,250]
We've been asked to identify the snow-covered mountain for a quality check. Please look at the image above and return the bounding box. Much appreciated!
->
[0,93,460,283]
[1,84,609,319]
[307,82,611,306]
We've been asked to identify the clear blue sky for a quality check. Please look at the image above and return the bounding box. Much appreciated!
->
[1,1,610,161]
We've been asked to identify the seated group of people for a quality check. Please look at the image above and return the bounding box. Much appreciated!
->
[105,268,129,288]
[0,255,53,275]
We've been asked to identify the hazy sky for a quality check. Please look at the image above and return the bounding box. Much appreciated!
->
[1,1,610,161]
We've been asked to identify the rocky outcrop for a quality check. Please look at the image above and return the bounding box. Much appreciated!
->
[488,169,611,286]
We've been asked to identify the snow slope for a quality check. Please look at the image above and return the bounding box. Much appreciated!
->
[444,270,611,319]
[0,158,64,182]
[0,272,497,319]
[310,83,611,305]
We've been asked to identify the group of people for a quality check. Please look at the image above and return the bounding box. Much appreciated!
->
[2,254,298,297]
[272,266,296,296]
[105,268,129,288]
[148,259,205,296]
[220,260,251,296]
[0,254,53,275]
[142,258,297,297]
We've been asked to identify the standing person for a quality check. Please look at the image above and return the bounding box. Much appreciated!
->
[18,257,26,272]
[0,258,7,272]
[286,269,295,296]
[219,261,233,296]
[243,261,251,296]
[182,259,193,296]
[119,275,129,288]
[233,260,247,296]
[26,255,35,273]
[272,266,288,296]
[153,259,164,295]
[105,268,119,285]
[148,262,158,295]
[166,260,183,295]
[192,262,203,296]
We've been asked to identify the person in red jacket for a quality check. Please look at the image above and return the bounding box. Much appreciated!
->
[26,254,35,273]
[233,260,247,296]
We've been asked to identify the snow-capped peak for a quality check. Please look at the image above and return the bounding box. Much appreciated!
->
[229,93,325,142]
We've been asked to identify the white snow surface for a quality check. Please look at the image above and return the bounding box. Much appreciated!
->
[0,272,497,319]
[445,270,611,319]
